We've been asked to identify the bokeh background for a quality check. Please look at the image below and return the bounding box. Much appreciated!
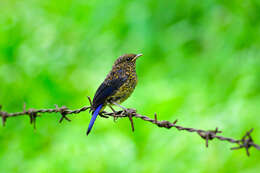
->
[0,0,260,172]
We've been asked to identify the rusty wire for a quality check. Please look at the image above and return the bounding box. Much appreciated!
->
[0,97,259,156]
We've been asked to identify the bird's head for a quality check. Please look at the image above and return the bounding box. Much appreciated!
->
[114,54,143,68]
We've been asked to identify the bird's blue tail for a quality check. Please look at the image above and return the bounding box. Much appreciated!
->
[87,104,103,135]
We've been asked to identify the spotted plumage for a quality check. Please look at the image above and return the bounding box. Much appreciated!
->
[87,53,142,135]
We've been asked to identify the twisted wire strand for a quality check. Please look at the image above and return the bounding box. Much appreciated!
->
[0,99,259,156]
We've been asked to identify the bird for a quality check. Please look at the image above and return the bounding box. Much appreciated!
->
[87,53,143,135]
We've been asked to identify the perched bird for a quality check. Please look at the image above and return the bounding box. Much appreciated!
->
[87,53,143,135]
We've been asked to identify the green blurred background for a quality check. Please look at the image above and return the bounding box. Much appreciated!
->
[0,0,260,172]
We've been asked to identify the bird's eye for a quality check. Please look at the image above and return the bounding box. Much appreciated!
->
[126,57,131,61]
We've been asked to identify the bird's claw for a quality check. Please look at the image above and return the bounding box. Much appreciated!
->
[99,112,109,118]
[108,105,119,122]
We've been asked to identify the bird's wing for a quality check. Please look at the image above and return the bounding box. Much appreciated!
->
[92,77,127,109]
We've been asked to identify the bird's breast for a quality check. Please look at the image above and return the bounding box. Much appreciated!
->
[108,73,138,104]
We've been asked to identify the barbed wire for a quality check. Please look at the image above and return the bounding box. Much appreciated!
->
[0,97,259,156]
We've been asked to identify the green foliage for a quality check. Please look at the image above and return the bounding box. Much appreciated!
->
[0,0,260,172]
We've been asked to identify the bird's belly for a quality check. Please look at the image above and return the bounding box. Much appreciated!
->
[108,78,137,104]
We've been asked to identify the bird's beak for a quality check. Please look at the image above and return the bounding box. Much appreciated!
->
[132,54,143,61]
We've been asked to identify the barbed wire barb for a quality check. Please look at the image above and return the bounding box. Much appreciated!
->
[231,128,255,156]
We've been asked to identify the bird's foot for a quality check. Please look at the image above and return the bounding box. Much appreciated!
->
[108,105,118,122]
[99,112,109,118]
[121,108,136,116]
[111,102,136,132]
